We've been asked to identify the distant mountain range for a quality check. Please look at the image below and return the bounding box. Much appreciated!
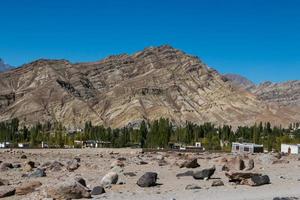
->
[0,58,13,72]
[0,47,299,128]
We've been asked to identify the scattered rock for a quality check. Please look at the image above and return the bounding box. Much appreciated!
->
[193,166,215,180]
[75,177,87,187]
[12,163,21,168]
[180,158,200,169]
[176,171,194,177]
[24,161,35,172]
[0,163,13,171]
[28,168,46,178]
[66,159,80,171]
[100,172,118,187]
[158,159,168,166]
[43,161,64,172]
[222,157,245,171]
[225,172,262,183]
[137,172,158,187]
[20,155,27,159]
[46,179,91,199]
[211,180,224,187]
[110,160,124,168]
[185,184,201,190]
[15,181,42,195]
[0,186,15,198]
[91,186,105,195]
[241,175,270,186]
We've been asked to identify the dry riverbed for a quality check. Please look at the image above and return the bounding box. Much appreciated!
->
[0,148,300,200]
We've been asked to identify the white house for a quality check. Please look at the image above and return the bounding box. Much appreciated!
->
[232,142,264,153]
[281,144,300,154]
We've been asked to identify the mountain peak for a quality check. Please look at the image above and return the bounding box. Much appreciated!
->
[0,58,13,72]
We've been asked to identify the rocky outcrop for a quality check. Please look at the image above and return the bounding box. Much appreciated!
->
[0,46,299,128]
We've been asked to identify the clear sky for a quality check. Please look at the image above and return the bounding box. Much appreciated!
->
[0,0,299,83]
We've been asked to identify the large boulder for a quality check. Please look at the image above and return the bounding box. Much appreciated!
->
[28,168,46,178]
[180,158,200,168]
[15,181,42,195]
[0,186,15,198]
[46,178,91,199]
[241,175,270,186]
[225,172,262,183]
[137,172,158,187]
[100,172,118,187]
[66,159,80,171]
[222,157,245,171]
[193,166,215,180]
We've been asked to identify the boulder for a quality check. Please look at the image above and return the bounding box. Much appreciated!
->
[24,161,35,172]
[20,155,27,159]
[74,177,87,187]
[241,175,270,186]
[15,181,42,195]
[225,172,262,183]
[66,159,80,171]
[91,186,105,195]
[42,161,64,172]
[193,166,215,180]
[110,160,124,168]
[246,159,254,171]
[100,172,118,187]
[180,158,200,169]
[28,168,46,178]
[185,184,201,190]
[137,172,158,187]
[0,163,13,171]
[211,180,224,187]
[0,186,15,198]
[222,157,245,171]
[46,179,91,199]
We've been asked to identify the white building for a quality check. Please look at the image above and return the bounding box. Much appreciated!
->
[281,144,300,154]
[0,142,11,148]
[232,142,264,153]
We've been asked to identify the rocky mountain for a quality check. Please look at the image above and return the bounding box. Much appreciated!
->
[0,46,299,128]
[0,58,13,72]
[224,74,255,91]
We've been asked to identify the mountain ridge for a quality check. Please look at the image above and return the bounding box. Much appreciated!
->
[0,46,299,128]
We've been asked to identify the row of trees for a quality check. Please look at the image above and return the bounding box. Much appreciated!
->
[0,118,300,151]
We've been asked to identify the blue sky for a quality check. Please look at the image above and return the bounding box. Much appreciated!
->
[0,0,299,83]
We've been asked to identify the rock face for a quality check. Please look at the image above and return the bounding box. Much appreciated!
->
[224,74,255,91]
[0,45,298,128]
[137,172,158,187]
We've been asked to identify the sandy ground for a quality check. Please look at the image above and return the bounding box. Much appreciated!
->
[0,148,300,200]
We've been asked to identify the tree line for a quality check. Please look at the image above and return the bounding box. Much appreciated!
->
[0,118,300,151]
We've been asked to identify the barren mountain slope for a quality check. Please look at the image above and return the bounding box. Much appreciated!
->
[0,46,298,128]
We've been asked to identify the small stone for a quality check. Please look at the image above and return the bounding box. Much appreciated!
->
[212,180,224,187]
[21,155,27,159]
[185,184,201,190]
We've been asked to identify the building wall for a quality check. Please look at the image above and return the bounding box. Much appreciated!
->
[281,144,299,154]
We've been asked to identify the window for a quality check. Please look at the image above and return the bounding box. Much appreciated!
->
[244,146,250,152]
[235,145,239,150]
